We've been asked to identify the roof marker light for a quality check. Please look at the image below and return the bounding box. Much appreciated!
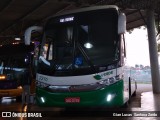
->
[15,37,21,41]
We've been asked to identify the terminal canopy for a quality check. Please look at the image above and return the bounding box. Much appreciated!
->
[0,0,159,45]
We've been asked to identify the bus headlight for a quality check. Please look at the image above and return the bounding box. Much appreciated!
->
[98,75,122,86]
[36,81,49,88]
[0,75,6,80]
[17,86,22,89]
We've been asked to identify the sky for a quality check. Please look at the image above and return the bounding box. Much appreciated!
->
[125,26,151,67]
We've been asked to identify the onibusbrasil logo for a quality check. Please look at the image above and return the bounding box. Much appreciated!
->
[1,112,42,118]
[93,71,113,80]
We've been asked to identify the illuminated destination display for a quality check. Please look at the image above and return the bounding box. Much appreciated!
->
[60,16,74,23]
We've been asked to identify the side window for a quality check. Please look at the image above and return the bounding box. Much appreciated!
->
[121,36,124,57]
[0,60,4,74]
[40,44,48,59]
[121,34,126,65]
[41,42,53,61]
[48,43,53,60]
[34,46,39,60]
[122,34,126,58]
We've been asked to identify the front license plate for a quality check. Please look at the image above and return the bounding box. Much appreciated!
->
[65,97,80,103]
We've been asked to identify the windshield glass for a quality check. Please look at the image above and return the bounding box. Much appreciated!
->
[38,9,120,76]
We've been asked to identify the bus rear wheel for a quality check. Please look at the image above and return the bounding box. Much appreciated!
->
[132,90,136,96]
[122,101,129,108]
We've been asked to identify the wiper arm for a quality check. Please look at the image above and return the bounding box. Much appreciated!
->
[77,42,97,73]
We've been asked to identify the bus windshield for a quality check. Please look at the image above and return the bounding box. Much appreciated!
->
[0,43,34,89]
[38,9,120,76]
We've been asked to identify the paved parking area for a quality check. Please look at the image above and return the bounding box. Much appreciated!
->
[1,84,160,120]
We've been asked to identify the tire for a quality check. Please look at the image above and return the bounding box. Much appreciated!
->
[122,101,129,108]
[132,81,137,96]
[132,90,136,96]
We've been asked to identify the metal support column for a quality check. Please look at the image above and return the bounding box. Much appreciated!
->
[146,9,160,93]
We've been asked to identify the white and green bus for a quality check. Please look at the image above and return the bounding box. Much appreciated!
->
[25,5,136,107]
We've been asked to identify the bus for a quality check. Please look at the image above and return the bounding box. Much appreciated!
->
[25,5,136,107]
[0,43,34,101]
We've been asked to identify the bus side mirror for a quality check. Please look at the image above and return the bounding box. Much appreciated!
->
[118,13,126,34]
[24,26,43,45]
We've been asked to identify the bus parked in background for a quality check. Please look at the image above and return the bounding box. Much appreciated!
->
[0,43,34,101]
[25,5,136,107]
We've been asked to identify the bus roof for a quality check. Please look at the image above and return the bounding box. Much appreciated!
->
[51,5,119,18]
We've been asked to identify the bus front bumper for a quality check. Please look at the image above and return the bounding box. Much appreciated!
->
[0,87,22,97]
[36,80,124,107]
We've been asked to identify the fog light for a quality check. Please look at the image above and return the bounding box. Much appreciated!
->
[40,97,45,103]
[106,94,116,102]
[107,94,112,102]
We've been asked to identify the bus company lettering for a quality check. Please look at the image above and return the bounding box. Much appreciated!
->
[38,76,48,82]
[94,71,113,80]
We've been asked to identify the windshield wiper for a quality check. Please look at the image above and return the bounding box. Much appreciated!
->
[77,42,97,73]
